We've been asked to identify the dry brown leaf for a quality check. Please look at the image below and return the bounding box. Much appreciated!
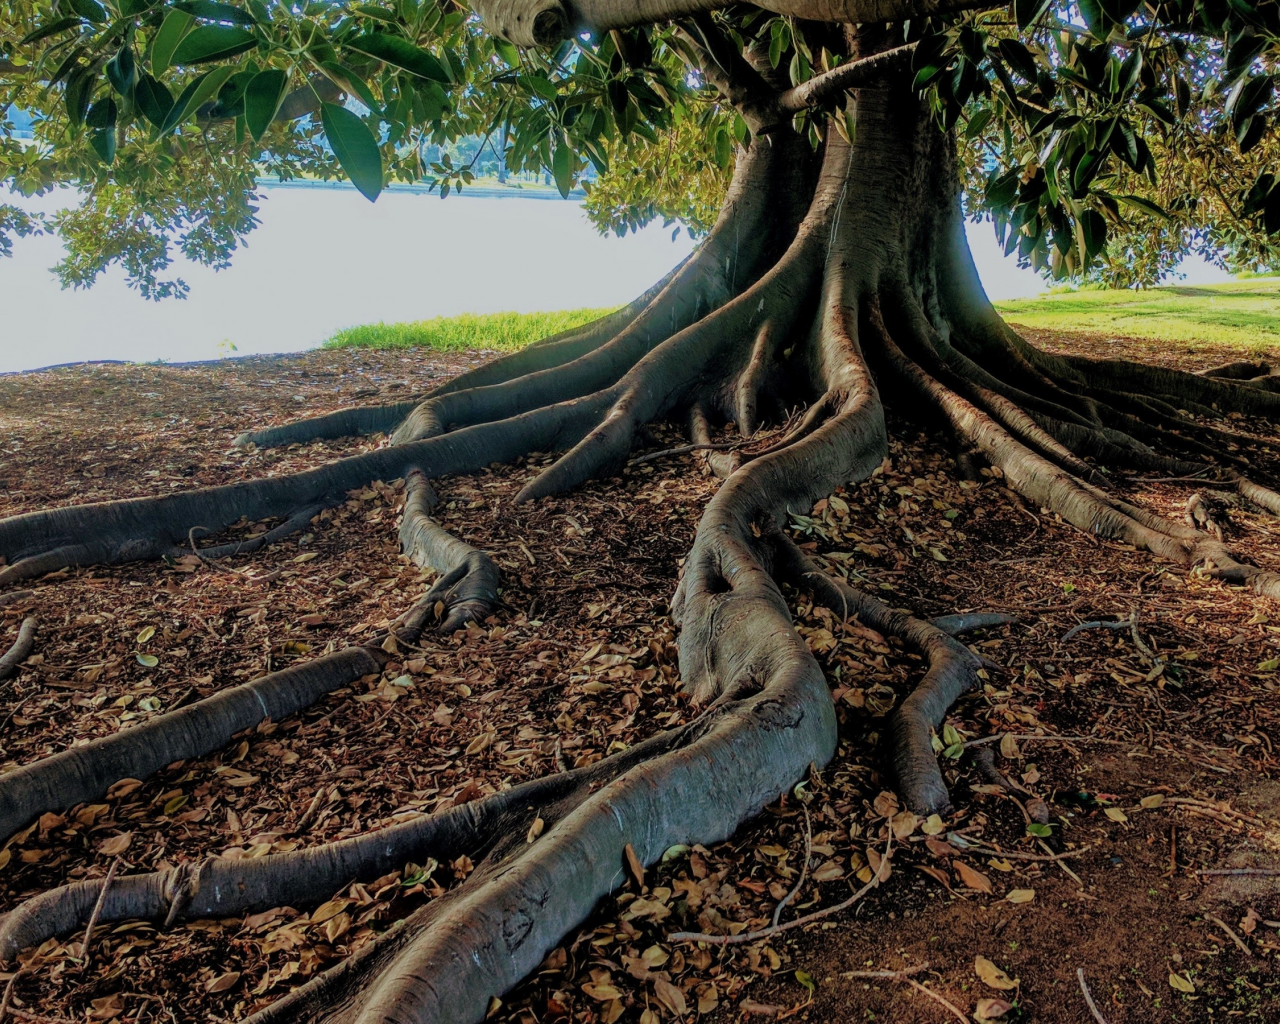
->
[310,898,352,924]
[1169,972,1195,993]
[975,955,1018,990]
[98,832,132,857]
[1005,888,1035,904]
[976,996,1015,1019]
[653,978,688,1015]
[526,817,545,844]
[205,971,241,993]
[955,860,993,893]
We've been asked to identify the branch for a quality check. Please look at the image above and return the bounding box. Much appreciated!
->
[775,43,916,113]
[473,0,1001,47]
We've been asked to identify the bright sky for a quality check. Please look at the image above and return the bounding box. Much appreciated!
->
[0,183,1232,374]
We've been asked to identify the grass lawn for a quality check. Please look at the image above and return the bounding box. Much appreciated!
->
[323,277,1280,357]
[324,308,615,353]
[994,276,1280,353]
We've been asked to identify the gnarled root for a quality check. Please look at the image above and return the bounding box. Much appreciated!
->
[0,616,35,683]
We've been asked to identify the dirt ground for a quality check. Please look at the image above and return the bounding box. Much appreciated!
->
[0,326,1278,1024]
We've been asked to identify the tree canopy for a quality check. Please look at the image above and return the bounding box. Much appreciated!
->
[3,0,1280,295]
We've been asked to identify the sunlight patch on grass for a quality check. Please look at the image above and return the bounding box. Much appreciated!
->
[323,308,616,352]
[994,277,1280,354]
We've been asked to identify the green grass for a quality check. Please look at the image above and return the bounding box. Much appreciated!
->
[993,276,1280,352]
[324,308,616,353]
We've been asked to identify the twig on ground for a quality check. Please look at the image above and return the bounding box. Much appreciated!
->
[670,835,892,947]
[0,969,22,1024]
[0,591,32,609]
[839,964,965,1022]
[949,842,1089,863]
[1205,914,1252,956]
[964,732,1135,750]
[1077,968,1109,1024]
[772,805,812,928]
[904,976,969,1023]
[78,857,121,968]
[1061,619,1132,643]
[1197,868,1280,877]
[628,440,748,466]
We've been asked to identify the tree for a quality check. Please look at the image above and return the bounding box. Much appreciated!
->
[3,0,1280,1020]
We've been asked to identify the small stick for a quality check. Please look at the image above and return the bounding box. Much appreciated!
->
[0,969,23,1024]
[79,857,121,967]
[1060,620,1131,643]
[950,843,1089,863]
[904,976,969,1024]
[771,805,812,928]
[628,440,748,466]
[1196,868,1280,877]
[670,835,892,947]
[1205,914,1252,956]
[0,591,32,609]
[843,965,930,980]
[1077,968,1109,1024]
[964,732,1136,750]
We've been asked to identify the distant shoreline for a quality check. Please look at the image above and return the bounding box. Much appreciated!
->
[257,177,587,201]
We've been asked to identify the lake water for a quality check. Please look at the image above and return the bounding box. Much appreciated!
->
[0,181,1222,374]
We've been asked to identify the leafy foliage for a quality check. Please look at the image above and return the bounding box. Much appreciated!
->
[3,0,1280,292]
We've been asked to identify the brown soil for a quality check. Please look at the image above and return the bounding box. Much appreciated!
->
[0,336,1277,1024]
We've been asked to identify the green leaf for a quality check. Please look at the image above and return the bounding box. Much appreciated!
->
[320,101,382,201]
[965,107,993,139]
[136,653,159,668]
[106,45,137,97]
[171,25,257,65]
[85,96,116,129]
[493,38,520,67]
[552,137,572,198]
[19,17,84,46]
[161,63,237,132]
[243,68,287,141]
[1081,208,1107,257]
[523,73,558,101]
[1012,0,1052,29]
[1026,822,1052,837]
[173,1,257,25]
[795,969,816,993]
[64,69,96,126]
[1077,0,1107,36]
[347,31,449,84]
[67,0,107,24]
[997,37,1039,80]
[151,10,195,75]
[1115,194,1169,220]
[134,73,174,128]
[319,61,379,112]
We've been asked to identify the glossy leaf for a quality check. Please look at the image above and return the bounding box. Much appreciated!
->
[150,10,195,75]
[346,31,449,83]
[161,64,238,132]
[19,16,83,45]
[243,68,287,141]
[173,1,257,25]
[320,101,383,201]
[134,73,175,128]
[171,25,257,65]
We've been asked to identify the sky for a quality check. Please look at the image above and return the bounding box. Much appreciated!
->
[0,182,1233,374]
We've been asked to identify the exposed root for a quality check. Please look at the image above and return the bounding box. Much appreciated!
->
[0,646,384,844]
[771,535,987,815]
[399,470,499,632]
[0,617,35,683]
[183,505,326,561]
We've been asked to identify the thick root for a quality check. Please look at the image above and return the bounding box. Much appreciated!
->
[0,646,383,844]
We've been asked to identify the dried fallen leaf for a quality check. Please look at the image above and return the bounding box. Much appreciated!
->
[205,971,241,993]
[1006,888,1035,904]
[653,978,687,1015]
[975,955,1019,990]
[955,860,993,893]
[98,832,132,857]
[1105,807,1129,824]
[310,898,352,924]
[890,810,919,839]
[135,626,155,643]
[526,817,545,844]
[976,996,1015,1019]
[582,981,624,1001]
[1140,794,1165,810]
[921,813,945,835]
[1169,972,1195,993]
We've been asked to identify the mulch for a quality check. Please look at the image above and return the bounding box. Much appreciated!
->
[0,329,1277,1024]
